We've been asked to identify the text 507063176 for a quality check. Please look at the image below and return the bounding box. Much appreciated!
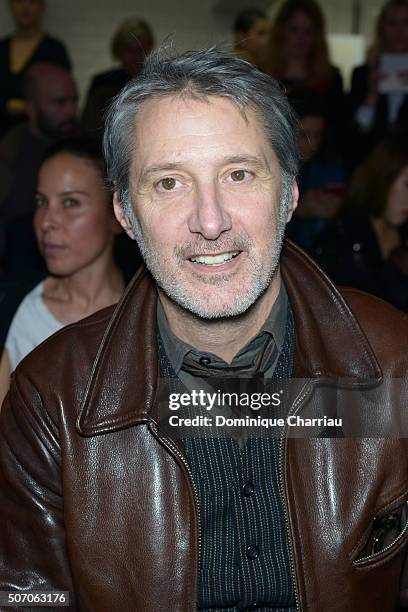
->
[0,591,69,607]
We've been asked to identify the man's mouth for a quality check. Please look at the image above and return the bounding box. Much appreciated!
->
[189,251,241,266]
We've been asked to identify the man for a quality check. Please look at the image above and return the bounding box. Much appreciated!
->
[0,48,407,611]
[0,62,77,273]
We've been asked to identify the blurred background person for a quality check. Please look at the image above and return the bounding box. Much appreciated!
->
[233,8,271,68]
[0,138,126,404]
[348,0,408,167]
[0,0,71,138]
[264,0,345,153]
[313,131,408,312]
[0,62,77,276]
[82,17,154,139]
[286,93,347,252]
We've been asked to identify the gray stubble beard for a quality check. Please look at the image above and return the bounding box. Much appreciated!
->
[125,173,292,319]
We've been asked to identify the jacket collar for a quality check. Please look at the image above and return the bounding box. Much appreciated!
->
[77,240,382,436]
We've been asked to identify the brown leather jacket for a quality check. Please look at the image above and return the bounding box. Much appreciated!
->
[1,241,408,612]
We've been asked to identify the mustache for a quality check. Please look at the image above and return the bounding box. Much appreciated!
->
[175,235,253,259]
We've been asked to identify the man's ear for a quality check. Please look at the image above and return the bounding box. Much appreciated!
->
[113,192,135,240]
[286,177,299,223]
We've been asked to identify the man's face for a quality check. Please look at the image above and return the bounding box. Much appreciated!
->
[115,95,297,319]
[35,74,77,139]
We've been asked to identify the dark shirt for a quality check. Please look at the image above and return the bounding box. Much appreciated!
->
[81,68,133,139]
[0,123,51,270]
[0,123,50,217]
[0,34,71,136]
[86,68,130,97]
[280,65,346,154]
[157,283,288,385]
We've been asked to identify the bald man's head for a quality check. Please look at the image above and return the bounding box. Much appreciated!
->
[24,63,78,139]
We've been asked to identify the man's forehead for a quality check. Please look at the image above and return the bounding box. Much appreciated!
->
[39,80,76,101]
[134,94,255,131]
[130,94,275,169]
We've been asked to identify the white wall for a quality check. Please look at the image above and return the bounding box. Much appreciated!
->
[0,0,387,106]
[0,0,233,107]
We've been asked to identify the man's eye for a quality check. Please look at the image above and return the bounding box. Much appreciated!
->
[229,170,252,182]
[156,177,181,191]
[63,198,80,208]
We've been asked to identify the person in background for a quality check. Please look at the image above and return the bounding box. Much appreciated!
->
[233,8,271,68]
[264,0,345,153]
[286,93,347,251]
[349,0,408,167]
[0,0,71,138]
[82,18,155,139]
[0,138,125,405]
[314,131,408,311]
[0,62,77,275]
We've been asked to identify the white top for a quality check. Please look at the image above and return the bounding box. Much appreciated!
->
[5,282,63,371]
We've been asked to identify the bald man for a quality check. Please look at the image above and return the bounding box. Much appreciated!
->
[23,62,77,140]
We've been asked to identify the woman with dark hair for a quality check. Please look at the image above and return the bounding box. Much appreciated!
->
[0,138,125,404]
[349,0,408,165]
[313,131,408,311]
[0,0,71,137]
[233,8,271,67]
[264,0,344,151]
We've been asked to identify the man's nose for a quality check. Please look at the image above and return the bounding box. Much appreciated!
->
[187,183,232,239]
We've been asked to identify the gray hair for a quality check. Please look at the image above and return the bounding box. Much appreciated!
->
[103,46,299,211]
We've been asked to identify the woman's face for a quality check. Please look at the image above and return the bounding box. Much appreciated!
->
[239,17,271,54]
[382,5,408,53]
[34,153,118,277]
[384,164,408,226]
[10,0,44,30]
[283,10,315,59]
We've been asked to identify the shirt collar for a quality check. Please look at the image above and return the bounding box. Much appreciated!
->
[157,282,288,375]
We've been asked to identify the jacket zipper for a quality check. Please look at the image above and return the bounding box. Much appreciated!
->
[150,424,202,576]
[279,379,316,612]
[355,500,408,564]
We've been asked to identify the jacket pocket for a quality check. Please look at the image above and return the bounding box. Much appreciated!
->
[352,497,408,568]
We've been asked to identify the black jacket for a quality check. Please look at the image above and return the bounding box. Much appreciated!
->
[313,212,408,311]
